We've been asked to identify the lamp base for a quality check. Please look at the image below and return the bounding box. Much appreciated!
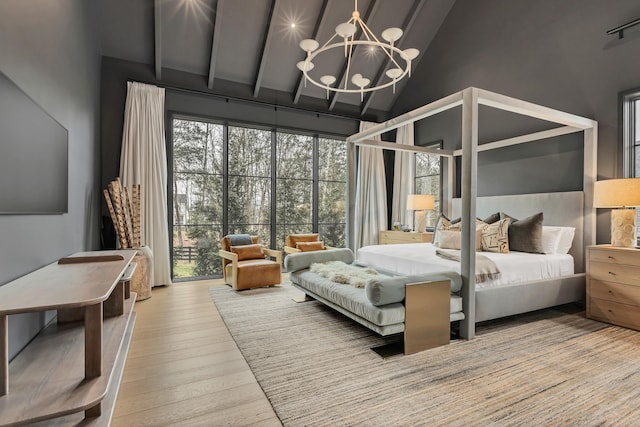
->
[415,210,426,234]
[611,208,637,247]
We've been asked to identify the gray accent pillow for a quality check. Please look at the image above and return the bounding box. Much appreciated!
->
[482,212,500,224]
[228,234,252,246]
[285,248,354,272]
[500,212,545,254]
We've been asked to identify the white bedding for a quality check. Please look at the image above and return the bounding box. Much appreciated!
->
[357,243,574,290]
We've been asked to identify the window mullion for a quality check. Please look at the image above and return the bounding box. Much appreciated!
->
[222,123,229,236]
[270,129,277,249]
[313,135,319,232]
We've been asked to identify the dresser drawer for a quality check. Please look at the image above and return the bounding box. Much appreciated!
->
[588,261,640,286]
[589,248,640,266]
[589,298,640,331]
[589,279,640,307]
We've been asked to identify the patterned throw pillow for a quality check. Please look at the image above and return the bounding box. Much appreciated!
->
[480,218,510,253]
[434,217,485,250]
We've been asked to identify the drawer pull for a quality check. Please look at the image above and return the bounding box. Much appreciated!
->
[608,290,614,294]
[608,256,615,259]
[608,271,616,276]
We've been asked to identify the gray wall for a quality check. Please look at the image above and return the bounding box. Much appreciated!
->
[392,0,640,243]
[0,0,101,359]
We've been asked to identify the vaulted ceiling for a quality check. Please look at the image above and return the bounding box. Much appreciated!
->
[99,0,456,118]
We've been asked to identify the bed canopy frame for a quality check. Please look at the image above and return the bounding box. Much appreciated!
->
[347,87,598,339]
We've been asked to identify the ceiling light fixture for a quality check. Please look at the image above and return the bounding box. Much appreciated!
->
[296,0,419,102]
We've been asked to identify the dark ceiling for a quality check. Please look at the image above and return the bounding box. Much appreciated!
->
[99,0,456,118]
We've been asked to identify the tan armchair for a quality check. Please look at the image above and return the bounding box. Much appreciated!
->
[219,234,282,290]
[284,233,335,254]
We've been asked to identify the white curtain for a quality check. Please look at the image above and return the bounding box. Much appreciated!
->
[120,82,172,286]
[391,123,415,229]
[354,121,388,252]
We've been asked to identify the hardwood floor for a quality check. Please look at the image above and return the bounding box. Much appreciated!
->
[112,279,281,427]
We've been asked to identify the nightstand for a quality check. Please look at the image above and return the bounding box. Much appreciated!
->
[379,230,433,245]
[586,245,640,331]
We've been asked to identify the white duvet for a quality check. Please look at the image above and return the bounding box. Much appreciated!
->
[357,243,574,289]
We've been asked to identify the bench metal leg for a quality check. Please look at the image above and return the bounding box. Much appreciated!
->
[404,280,450,354]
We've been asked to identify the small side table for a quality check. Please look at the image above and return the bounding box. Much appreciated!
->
[379,230,433,245]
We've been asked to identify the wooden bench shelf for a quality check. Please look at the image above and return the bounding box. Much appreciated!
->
[0,250,137,426]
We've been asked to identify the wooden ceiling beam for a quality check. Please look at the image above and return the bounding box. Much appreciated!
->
[253,0,279,98]
[360,0,426,116]
[292,0,331,104]
[154,0,162,80]
[328,0,381,111]
[207,0,225,89]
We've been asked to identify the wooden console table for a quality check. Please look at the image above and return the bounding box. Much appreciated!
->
[0,250,137,426]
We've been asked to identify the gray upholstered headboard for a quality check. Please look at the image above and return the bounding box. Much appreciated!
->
[451,191,585,273]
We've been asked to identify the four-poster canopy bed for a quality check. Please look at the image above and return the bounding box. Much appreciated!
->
[348,87,598,339]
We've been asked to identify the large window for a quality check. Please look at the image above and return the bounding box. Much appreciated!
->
[415,142,442,227]
[622,89,640,239]
[171,117,347,280]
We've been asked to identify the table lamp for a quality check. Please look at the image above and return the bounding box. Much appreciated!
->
[406,194,434,233]
[593,178,640,247]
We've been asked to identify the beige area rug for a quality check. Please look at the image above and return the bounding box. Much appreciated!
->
[209,283,640,426]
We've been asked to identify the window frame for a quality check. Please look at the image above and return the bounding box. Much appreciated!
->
[167,111,348,280]
[414,140,443,226]
[621,88,640,178]
[620,88,640,242]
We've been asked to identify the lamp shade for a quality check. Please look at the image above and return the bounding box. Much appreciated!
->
[593,178,640,208]
[406,194,434,211]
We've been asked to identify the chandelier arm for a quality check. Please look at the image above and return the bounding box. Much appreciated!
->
[302,42,410,94]
[321,32,340,50]
[357,19,374,42]
[344,38,355,89]
[358,21,378,43]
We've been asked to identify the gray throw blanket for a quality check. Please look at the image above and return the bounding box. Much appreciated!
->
[435,249,501,283]
[228,234,253,246]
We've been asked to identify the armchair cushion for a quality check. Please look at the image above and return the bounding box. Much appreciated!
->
[225,259,281,290]
[296,241,325,252]
[230,243,265,261]
[286,233,320,248]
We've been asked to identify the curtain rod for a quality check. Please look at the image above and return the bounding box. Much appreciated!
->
[607,17,640,39]
[126,79,363,122]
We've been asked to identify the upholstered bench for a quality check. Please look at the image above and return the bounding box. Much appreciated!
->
[285,248,464,354]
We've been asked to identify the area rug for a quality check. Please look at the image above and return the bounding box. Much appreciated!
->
[209,283,640,426]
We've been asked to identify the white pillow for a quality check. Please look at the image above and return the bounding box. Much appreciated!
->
[437,230,462,249]
[541,226,575,254]
[541,226,563,254]
[557,227,576,254]
[434,228,484,251]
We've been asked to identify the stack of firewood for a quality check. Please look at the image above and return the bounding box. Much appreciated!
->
[104,178,141,249]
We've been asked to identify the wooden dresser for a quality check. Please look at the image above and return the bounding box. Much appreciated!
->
[586,245,640,331]
[379,230,433,245]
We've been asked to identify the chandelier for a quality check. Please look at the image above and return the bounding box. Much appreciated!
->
[297,0,419,102]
